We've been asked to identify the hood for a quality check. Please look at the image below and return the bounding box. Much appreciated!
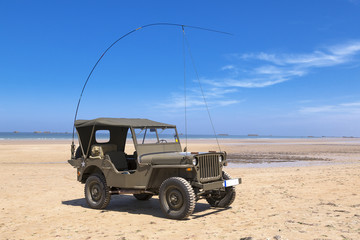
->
[139,152,195,165]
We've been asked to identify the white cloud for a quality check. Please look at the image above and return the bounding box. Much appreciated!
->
[156,41,360,111]
[330,41,360,56]
[221,65,235,70]
[216,41,360,88]
[254,65,306,77]
[224,78,288,88]
[299,105,336,113]
[156,89,241,111]
[340,101,360,107]
[299,101,360,114]
[202,87,238,97]
[203,63,306,88]
[242,51,346,67]
[215,100,240,107]
[241,41,360,67]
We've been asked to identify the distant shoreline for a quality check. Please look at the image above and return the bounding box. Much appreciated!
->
[1,137,360,146]
[1,131,359,141]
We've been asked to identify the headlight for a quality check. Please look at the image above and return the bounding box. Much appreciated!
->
[192,158,198,166]
[218,155,223,162]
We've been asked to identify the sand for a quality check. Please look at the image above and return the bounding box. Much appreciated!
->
[0,138,360,240]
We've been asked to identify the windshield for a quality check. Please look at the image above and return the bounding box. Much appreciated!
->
[133,127,179,144]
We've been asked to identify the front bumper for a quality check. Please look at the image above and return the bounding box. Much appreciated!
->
[192,178,241,191]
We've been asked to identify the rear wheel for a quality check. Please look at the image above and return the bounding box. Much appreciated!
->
[84,174,111,209]
[206,171,236,208]
[159,177,195,220]
[133,193,153,201]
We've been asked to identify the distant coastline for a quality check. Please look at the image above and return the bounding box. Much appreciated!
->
[0,132,358,140]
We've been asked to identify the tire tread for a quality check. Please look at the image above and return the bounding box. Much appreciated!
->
[159,177,195,219]
[84,173,111,209]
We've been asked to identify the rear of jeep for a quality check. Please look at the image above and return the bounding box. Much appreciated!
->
[68,117,241,219]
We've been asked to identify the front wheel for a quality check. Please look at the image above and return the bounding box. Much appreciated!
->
[84,174,111,209]
[206,171,236,208]
[159,177,195,220]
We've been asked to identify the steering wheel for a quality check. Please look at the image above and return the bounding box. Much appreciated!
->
[159,139,167,143]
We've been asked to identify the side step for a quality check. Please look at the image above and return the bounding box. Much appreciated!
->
[109,189,154,195]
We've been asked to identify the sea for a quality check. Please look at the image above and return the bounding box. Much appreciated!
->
[0,132,318,140]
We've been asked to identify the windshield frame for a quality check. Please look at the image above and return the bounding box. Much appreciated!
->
[131,126,180,145]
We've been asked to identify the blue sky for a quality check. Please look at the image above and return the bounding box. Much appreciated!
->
[1,0,359,136]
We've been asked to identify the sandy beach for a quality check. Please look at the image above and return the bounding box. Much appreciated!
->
[1,138,360,240]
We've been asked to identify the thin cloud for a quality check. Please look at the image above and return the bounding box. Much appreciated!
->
[241,50,346,67]
[212,40,360,88]
[156,41,360,111]
[224,78,287,88]
[299,101,360,114]
[203,64,305,88]
[240,41,360,67]
[156,89,241,111]
[340,101,360,107]
[221,65,235,70]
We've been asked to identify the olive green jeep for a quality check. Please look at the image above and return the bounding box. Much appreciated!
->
[68,117,241,219]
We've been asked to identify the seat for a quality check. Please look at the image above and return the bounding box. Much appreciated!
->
[107,151,128,171]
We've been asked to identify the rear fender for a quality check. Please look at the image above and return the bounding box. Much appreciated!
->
[68,158,82,168]
[80,165,104,183]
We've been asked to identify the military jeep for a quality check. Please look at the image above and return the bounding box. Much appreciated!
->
[68,117,241,219]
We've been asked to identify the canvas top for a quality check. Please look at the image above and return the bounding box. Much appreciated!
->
[75,118,175,128]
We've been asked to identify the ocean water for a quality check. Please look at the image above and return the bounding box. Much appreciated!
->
[0,132,313,140]
[0,132,75,140]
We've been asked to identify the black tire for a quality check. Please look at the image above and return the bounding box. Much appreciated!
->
[133,193,153,201]
[206,171,236,208]
[159,177,195,220]
[84,174,111,209]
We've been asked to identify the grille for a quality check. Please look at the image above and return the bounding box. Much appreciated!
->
[198,154,221,182]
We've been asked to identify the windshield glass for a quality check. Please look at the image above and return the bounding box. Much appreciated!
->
[133,127,179,144]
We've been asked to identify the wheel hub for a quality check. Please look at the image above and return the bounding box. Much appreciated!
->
[170,194,178,203]
[167,188,183,210]
[90,183,101,201]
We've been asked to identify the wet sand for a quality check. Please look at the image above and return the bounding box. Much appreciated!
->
[0,138,359,239]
